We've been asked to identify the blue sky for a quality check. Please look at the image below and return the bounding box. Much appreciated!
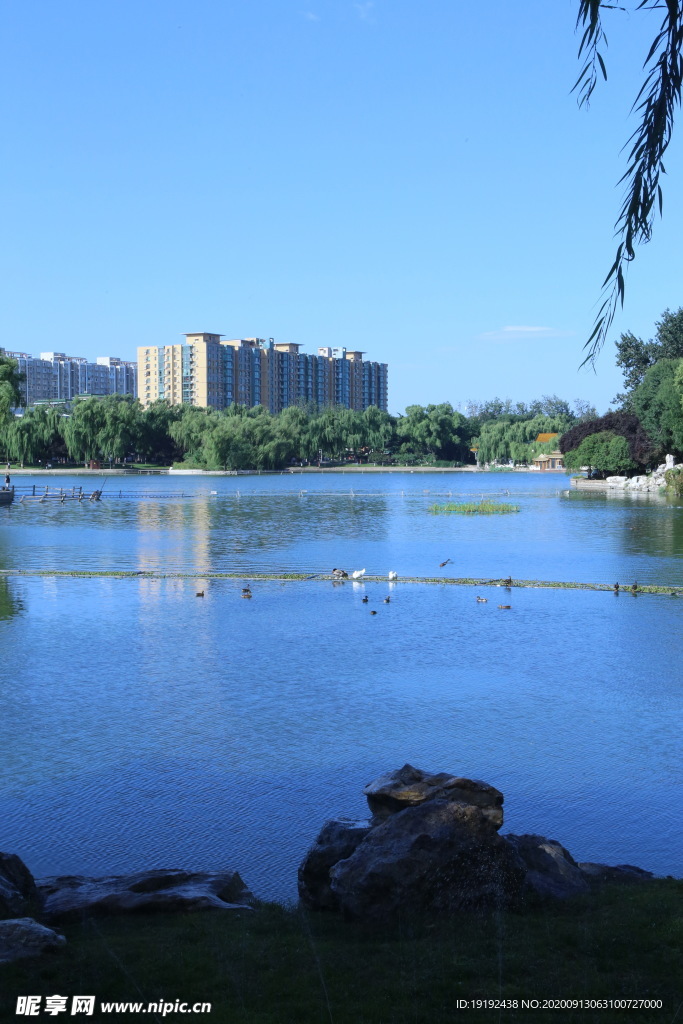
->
[3,0,683,415]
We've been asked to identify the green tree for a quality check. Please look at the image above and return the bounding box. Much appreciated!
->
[168,407,217,464]
[96,396,143,463]
[630,358,683,458]
[564,431,637,476]
[0,355,23,423]
[137,401,186,464]
[61,398,108,463]
[474,414,574,466]
[614,308,683,406]
[395,403,467,462]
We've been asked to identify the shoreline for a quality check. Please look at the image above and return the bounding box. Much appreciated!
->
[4,465,563,476]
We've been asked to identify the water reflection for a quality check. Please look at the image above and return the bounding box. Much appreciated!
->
[0,578,23,621]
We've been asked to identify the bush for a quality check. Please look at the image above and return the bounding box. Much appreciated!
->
[665,466,683,496]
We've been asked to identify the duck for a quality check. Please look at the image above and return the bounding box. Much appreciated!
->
[332,568,348,579]
[362,596,369,603]
[498,604,511,610]
[614,582,620,592]
[352,569,366,579]
[383,596,390,604]
[196,591,204,598]
[631,581,638,592]
[476,596,488,603]
[370,610,377,615]
[388,571,398,581]
[439,559,452,568]
[502,576,513,587]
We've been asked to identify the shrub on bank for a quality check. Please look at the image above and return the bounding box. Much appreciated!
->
[665,466,683,496]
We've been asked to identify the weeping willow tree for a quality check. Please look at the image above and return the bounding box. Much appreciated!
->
[576,1,683,365]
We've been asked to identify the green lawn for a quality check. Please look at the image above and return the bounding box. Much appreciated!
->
[1,881,680,1023]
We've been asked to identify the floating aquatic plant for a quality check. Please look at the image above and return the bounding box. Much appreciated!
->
[429,500,519,515]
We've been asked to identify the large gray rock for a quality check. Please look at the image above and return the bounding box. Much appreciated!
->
[38,869,253,922]
[0,852,38,919]
[298,819,371,910]
[297,765,658,919]
[363,763,504,828]
[504,834,590,899]
[0,918,66,963]
[328,799,526,918]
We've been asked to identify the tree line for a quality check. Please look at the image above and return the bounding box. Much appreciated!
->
[5,305,683,475]
[0,365,597,471]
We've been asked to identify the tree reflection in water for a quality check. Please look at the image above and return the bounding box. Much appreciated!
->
[0,578,22,621]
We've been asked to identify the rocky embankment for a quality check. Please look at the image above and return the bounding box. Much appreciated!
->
[573,454,683,493]
[0,764,658,963]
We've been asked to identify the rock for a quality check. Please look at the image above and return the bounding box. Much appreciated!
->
[0,852,38,919]
[578,862,654,884]
[38,869,253,922]
[665,454,676,470]
[0,918,66,964]
[363,763,504,829]
[605,476,628,486]
[504,834,590,899]
[298,766,659,919]
[328,799,526,918]
[298,819,371,910]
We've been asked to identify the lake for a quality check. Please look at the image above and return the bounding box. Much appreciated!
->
[1,471,681,900]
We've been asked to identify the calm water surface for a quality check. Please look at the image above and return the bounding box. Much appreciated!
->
[1,472,681,899]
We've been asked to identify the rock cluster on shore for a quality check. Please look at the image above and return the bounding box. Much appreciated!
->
[0,764,658,961]
[605,454,682,492]
[0,861,254,964]
[298,764,654,918]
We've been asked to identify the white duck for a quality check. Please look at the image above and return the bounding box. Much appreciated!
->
[388,571,398,581]
[352,569,366,579]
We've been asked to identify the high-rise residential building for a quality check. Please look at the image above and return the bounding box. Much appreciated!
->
[2,350,138,406]
[137,334,388,413]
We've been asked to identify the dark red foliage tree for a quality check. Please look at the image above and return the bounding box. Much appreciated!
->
[559,412,656,467]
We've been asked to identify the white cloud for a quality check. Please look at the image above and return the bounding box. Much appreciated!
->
[354,2,375,21]
[478,325,575,342]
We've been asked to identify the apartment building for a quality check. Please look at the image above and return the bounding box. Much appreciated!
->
[137,334,388,413]
[3,350,138,406]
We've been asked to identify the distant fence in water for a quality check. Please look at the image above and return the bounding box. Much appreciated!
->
[10,486,569,501]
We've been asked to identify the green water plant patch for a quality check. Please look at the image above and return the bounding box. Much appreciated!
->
[429,500,519,514]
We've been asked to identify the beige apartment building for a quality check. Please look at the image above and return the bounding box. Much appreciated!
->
[137,333,388,413]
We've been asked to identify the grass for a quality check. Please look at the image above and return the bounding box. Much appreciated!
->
[0,882,680,1023]
[430,500,520,514]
